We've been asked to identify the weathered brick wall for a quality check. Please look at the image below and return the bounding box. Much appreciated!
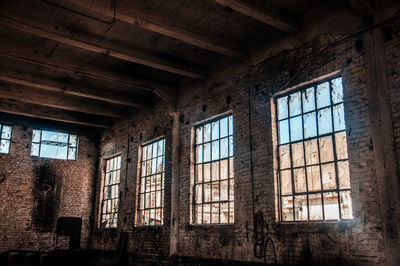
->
[92,103,174,265]
[0,117,98,252]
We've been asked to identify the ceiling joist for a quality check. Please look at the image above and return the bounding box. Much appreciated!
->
[0,15,207,79]
[212,0,299,34]
[0,99,112,128]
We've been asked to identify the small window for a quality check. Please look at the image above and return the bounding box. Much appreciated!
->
[30,129,78,160]
[193,115,234,224]
[0,124,12,154]
[100,155,121,228]
[275,76,353,222]
[137,138,165,226]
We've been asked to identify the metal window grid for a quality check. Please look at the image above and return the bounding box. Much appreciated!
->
[101,155,121,228]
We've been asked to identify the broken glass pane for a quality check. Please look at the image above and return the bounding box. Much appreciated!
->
[323,192,339,220]
[289,92,302,117]
[279,144,291,169]
[0,140,10,153]
[68,134,77,147]
[277,96,288,120]
[68,147,76,160]
[32,129,41,143]
[220,117,228,138]
[331,77,344,104]
[212,140,219,160]
[212,121,219,140]
[279,119,289,144]
[318,107,332,135]
[294,168,306,193]
[302,87,315,113]
[321,163,336,189]
[319,136,334,163]
[304,139,319,165]
[335,132,348,160]
[316,82,330,108]
[333,104,346,131]
[291,142,304,167]
[338,161,350,189]
[309,193,323,220]
[306,166,321,191]
[294,195,308,221]
[1,125,12,139]
[280,170,292,195]
[30,143,39,156]
[290,116,303,141]
[281,196,293,221]
[340,191,353,219]
[303,112,317,138]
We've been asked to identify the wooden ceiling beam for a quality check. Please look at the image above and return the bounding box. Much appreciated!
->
[0,83,127,119]
[212,0,299,34]
[0,99,112,128]
[0,70,148,108]
[72,0,247,58]
[0,15,207,79]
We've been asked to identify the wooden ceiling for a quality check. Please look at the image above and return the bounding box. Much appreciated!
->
[0,0,363,128]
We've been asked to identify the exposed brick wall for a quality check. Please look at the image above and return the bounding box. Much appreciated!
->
[0,117,98,252]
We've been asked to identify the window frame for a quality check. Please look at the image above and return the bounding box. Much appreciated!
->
[99,154,122,229]
[30,129,79,160]
[136,137,166,227]
[0,123,13,154]
[192,113,235,225]
[273,75,353,223]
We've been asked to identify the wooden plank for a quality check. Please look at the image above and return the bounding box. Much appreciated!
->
[72,0,246,58]
[0,99,112,128]
[0,70,148,108]
[0,83,127,118]
[213,0,299,33]
[0,15,207,79]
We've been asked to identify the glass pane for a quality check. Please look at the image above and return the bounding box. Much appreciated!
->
[220,137,228,158]
[196,164,203,183]
[41,130,68,143]
[331,77,344,104]
[304,139,319,165]
[220,117,228,138]
[204,163,211,182]
[294,195,308,221]
[229,158,234,179]
[220,202,228,223]
[333,104,346,131]
[306,166,321,191]
[32,129,41,142]
[212,121,219,140]
[196,205,202,224]
[204,143,211,162]
[281,196,293,221]
[318,107,333,135]
[302,87,315,113]
[145,161,151,176]
[212,140,219,161]
[141,178,146,193]
[68,147,76,160]
[203,204,211,224]
[316,82,330,108]
[229,202,234,223]
[309,193,323,220]
[196,127,203,144]
[279,144,291,169]
[0,140,10,153]
[229,136,233,157]
[220,180,228,201]
[211,204,219,223]
[277,96,288,120]
[156,157,163,173]
[335,132,348,160]
[294,168,306,193]
[204,183,211,202]
[338,161,350,189]
[303,112,317,138]
[280,170,292,195]
[319,136,334,163]
[279,120,289,144]
[228,115,233,136]
[211,161,219,181]
[212,182,219,202]
[323,192,339,220]
[156,191,161,207]
[321,163,336,190]
[291,142,304,167]
[152,142,158,158]
[151,158,157,174]
[196,185,202,204]
[340,191,353,219]
[30,143,39,156]
[229,179,234,201]
[1,125,12,139]
[220,159,228,180]
[204,123,211,142]
[158,140,164,156]
[290,116,303,141]
[40,144,68,159]
[142,146,147,161]
[69,134,77,147]
[289,92,302,117]
[196,144,203,163]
